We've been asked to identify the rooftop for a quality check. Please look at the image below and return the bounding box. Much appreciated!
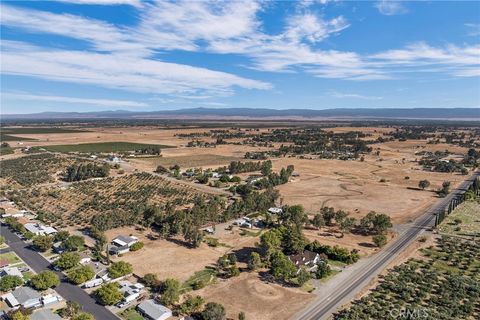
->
[138,299,172,320]
[30,309,62,320]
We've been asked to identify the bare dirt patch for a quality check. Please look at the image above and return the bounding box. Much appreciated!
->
[197,272,313,320]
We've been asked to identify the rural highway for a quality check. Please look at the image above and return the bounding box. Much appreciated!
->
[295,171,480,320]
[0,225,118,320]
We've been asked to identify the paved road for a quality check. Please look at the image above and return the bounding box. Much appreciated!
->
[0,225,118,320]
[295,171,480,320]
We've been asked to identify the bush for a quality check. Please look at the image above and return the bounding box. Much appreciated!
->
[201,302,226,320]
[129,241,144,251]
[142,273,158,288]
[373,234,388,248]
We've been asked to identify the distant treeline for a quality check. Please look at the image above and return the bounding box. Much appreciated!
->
[219,160,272,175]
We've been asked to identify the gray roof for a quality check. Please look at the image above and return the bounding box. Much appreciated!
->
[114,235,136,244]
[12,287,41,304]
[138,299,172,320]
[30,309,62,320]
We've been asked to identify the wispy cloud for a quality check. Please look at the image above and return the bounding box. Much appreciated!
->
[53,0,142,7]
[465,23,480,37]
[374,1,408,16]
[330,91,383,100]
[3,93,148,107]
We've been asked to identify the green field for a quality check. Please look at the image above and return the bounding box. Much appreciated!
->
[0,146,14,155]
[119,308,144,320]
[182,267,217,292]
[438,200,480,238]
[144,154,242,169]
[40,142,174,153]
[2,127,87,134]
[0,252,22,264]
[0,133,37,141]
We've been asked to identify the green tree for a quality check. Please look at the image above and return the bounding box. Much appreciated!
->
[67,266,95,285]
[30,270,59,290]
[296,268,311,287]
[339,217,356,235]
[142,273,158,288]
[159,278,181,306]
[247,252,262,271]
[129,242,144,251]
[201,302,226,320]
[94,283,122,306]
[54,230,70,242]
[0,235,5,246]
[281,226,307,255]
[59,301,81,318]
[334,210,349,225]
[0,275,23,291]
[62,235,85,252]
[315,262,332,279]
[312,214,325,229]
[269,251,296,282]
[372,234,388,248]
[418,180,430,190]
[54,252,80,270]
[179,295,204,315]
[108,261,132,279]
[259,228,282,258]
[321,207,336,226]
[32,235,53,252]
[372,214,392,235]
[9,310,28,320]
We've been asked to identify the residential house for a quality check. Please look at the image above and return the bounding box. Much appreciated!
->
[109,235,138,255]
[24,223,57,236]
[52,242,65,254]
[30,309,62,320]
[41,294,62,306]
[137,299,172,320]
[2,287,42,309]
[268,207,283,214]
[288,250,321,273]
[118,281,145,303]
[0,266,23,278]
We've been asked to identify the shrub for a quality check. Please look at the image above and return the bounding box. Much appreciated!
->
[129,242,144,251]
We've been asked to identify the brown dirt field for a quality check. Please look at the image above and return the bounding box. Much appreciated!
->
[197,271,313,320]
[105,226,259,282]
[273,141,465,224]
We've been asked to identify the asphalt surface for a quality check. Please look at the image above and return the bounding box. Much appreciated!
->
[295,171,480,320]
[0,225,118,320]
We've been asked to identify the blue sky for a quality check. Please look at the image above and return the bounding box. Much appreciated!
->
[1,0,479,114]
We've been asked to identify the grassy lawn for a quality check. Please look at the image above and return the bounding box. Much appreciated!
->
[0,252,22,264]
[119,308,144,320]
[239,229,262,237]
[438,200,480,238]
[327,259,347,268]
[41,142,174,154]
[144,154,243,169]
[182,267,217,293]
[22,271,34,281]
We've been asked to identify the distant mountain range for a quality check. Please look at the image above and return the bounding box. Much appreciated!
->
[2,107,479,120]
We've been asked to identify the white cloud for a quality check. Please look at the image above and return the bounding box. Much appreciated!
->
[53,0,142,7]
[465,23,480,37]
[330,91,383,100]
[3,93,148,107]
[374,1,408,16]
[1,41,271,95]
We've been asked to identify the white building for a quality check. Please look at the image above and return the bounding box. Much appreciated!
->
[0,266,23,278]
[268,207,283,214]
[137,299,172,320]
[109,235,138,255]
[2,287,41,309]
[118,281,145,303]
[24,223,57,236]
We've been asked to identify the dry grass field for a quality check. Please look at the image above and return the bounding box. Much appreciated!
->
[197,272,314,320]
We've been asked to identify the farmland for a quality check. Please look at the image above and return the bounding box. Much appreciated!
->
[40,141,174,154]
[438,199,480,238]
[0,153,76,188]
[335,236,480,320]
[5,172,211,229]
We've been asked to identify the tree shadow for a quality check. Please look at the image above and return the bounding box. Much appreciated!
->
[231,246,260,263]
[358,242,376,248]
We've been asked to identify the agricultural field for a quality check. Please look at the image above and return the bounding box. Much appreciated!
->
[438,199,480,239]
[335,236,480,320]
[1,127,86,141]
[40,141,174,154]
[5,172,211,229]
[133,154,246,170]
[0,153,77,189]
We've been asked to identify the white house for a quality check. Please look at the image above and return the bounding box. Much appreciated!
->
[268,207,283,214]
[79,252,92,265]
[0,266,23,278]
[2,287,42,309]
[83,278,104,289]
[24,223,57,236]
[109,235,138,255]
[288,250,321,273]
[118,281,145,303]
[137,299,172,320]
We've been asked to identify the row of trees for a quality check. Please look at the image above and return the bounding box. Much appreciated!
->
[62,162,110,182]
[222,160,272,175]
